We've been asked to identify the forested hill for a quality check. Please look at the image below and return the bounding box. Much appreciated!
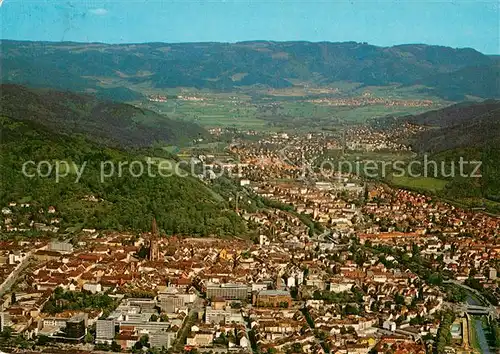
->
[406,100,500,128]
[1,40,499,100]
[394,102,500,204]
[406,100,500,153]
[0,84,208,148]
[0,116,246,236]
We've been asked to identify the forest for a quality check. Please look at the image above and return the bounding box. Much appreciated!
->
[0,116,246,237]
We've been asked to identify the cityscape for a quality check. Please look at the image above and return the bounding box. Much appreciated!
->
[0,1,499,354]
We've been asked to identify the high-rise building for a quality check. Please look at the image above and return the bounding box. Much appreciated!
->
[205,306,231,324]
[66,315,86,339]
[0,312,5,333]
[158,295,185,313]
[149,330,176,349]
[206,283,248,300]
[96,319,115,342]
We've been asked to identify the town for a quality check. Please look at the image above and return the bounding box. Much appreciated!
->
[0,127,499,354]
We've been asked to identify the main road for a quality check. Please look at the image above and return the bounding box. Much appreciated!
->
[0,250,37,301]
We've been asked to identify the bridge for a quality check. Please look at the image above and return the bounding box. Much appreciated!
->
[443,280,498,319]
[463,304,491,315]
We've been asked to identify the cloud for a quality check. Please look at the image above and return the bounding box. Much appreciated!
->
[89,8,108,16]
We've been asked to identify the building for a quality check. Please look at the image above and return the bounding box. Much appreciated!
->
[66,315,86,340]
[83,282,102,294]
[211,298,226,310]
[43,317,67,330]
[158,295,185,313]
[255,290,292,308]
[33,250,61,262]
[489,268,497,280]
[96,319,115,343]
[186,331,213,347]
[0,312,6,332]
[149,329,176,349]
[206,283,248,301]
[205,306,231,324]
[383,320,397,332]
[49,240,74,253]
[125,298,157,310]
[116,333,139,350]
[240,179,251,186]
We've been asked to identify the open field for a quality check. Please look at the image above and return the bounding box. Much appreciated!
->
[449,197,500,215]
[343,151,416,161]
[387,175,449,192]
[330,105,437,123]
[143,98,271,129]
[100,81,450,131]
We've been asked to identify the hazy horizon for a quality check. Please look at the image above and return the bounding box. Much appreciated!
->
[0,37,493,52]
[1,0,499,54]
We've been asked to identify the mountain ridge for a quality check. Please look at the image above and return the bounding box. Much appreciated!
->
[2,40,498,100]
[398,102,500,205]
[0,84,208,148]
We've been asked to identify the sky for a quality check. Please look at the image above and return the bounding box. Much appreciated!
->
[1,0,499,54]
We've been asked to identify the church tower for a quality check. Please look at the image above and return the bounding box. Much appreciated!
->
[149,217,160,261]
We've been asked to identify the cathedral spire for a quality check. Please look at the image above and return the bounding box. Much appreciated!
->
[149,217,160,261]
[152,217,158,238]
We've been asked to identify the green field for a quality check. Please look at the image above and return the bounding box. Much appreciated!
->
[146,100,269,129]
[388,175,449,192]
[116,81,448,131]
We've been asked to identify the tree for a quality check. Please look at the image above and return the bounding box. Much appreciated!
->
[343,304,359,316]
[95,343,110,351]
[267,348,277,354]
[0,326,13,339]
[434,311,455,354]
[427,272,443,286]
[37,335,51,346]
[409,296,418,310]
[138,334,149,348]
[111,341,122,352]
[84,332,94,344]
[394,293,405,305]
[290,342,303,353]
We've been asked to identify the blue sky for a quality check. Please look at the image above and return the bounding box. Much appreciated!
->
[1,0,499,54]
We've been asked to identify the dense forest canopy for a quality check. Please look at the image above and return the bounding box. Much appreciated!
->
[0,116,246,236]
[0,84,208,148]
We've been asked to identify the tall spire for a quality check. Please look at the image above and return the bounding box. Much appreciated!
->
[152,217,158,238]
[149,217,160,261]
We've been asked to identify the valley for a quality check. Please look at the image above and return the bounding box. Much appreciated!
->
[0,36,499,354]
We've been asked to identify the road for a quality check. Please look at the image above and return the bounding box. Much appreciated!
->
[0,250,37,301]
[172,295,204,352]
[243,316,256,354]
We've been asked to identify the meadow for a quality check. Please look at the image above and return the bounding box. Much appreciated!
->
[387,175,449,192]
[113,80,448,132]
